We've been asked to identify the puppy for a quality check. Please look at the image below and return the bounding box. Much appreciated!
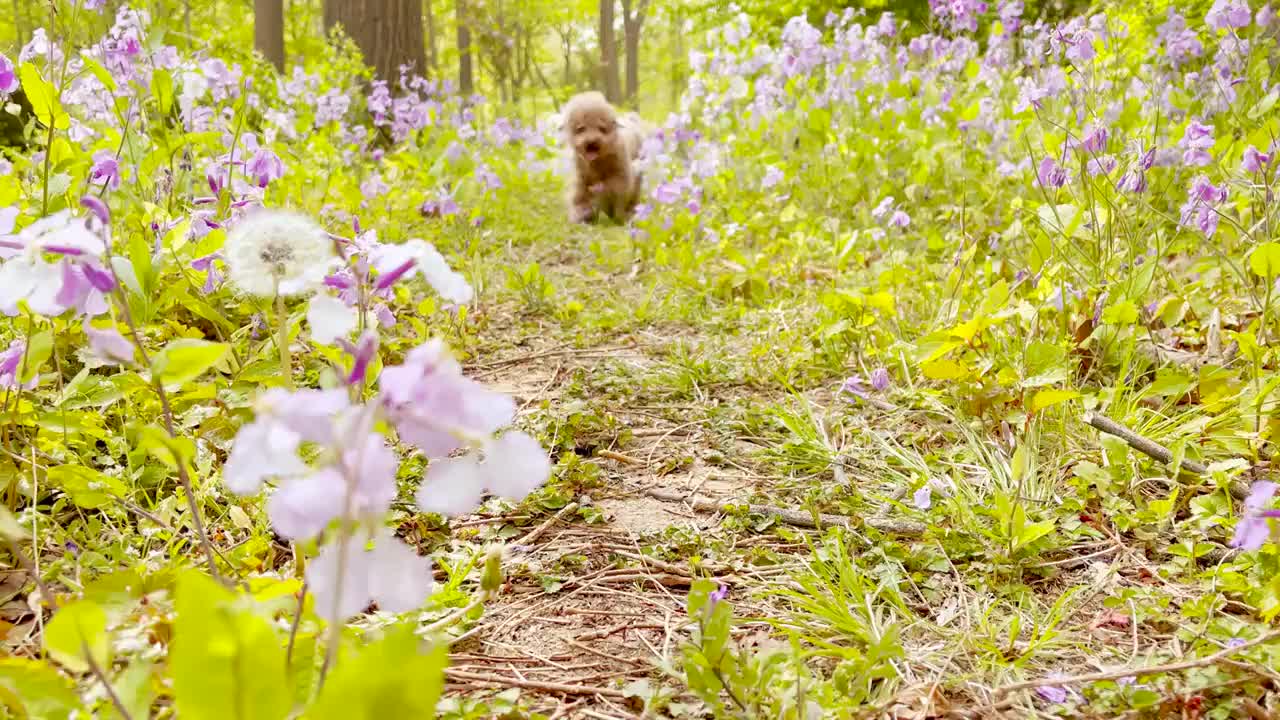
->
[561,92,647,224]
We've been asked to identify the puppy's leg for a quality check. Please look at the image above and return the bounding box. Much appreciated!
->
[568,181,596,224]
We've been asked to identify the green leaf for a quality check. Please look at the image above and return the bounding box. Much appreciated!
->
[152,69,175,116]
[1013,519,1056,552]
[1250,242,1280,279]
[171,571,292,720]
[0,505,27,540]
[1248,90,1278,121]
[18,330,54,385]
[44,465,128,510]
[18,64,69,130]
[1100,300,1139,325]
[306,624,449,720]
[153,339,229,390]
[79,57,118,93]
[106,660,154,720]
[1031,389,1081,413]
[0,657,83,720]
[921,358,968,381]
[43,600,110,675]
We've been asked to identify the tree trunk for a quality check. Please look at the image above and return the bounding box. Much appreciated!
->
[424,0,438,75]
[323,0,426,88]
[599,0,620,103]
[559,28,572,87]
[456,0,474,95]
[619,0,648,105]
[254,0,285,71]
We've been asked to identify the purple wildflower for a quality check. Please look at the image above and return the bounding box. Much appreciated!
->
[1231,481,1279,550]
[1243,146,1272,174]
[0,54,17,94]
[89,151,120,191]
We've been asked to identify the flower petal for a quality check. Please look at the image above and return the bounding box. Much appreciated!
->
[307,293,356,345]
[482,431,551,501]
[416,455,485,516]
[367,532,433,614]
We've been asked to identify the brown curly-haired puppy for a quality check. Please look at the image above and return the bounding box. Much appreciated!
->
[561,91,646,224]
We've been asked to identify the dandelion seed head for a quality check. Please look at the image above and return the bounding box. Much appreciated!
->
[223,209,334,297]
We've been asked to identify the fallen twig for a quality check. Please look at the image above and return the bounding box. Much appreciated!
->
[444,668,627,698]
[644,487,926,537]
[990,629,1280,698]
[1083,412,1249,500]
[515,502,579,546]
[597,449,644,465]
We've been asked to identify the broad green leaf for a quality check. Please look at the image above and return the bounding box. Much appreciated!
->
[1250,242,1280,279]
[152,69,175,116]
[18,64,69,130]
[134,423,196,470]
[45,465,128,510]
[0,505,26,540]
[1031,389,1080,412]
[153,339,229,390]
[1011,445,1029,482]
[79,57,118,92]
[1013,519,1056,551]
[921,358,968,381]
[106,660,154,720]
[18,330,54,385]
[306,625,449,720]
[1100,300,1138,325]
[171,571,292,720]
[1248,90,1278,121]
[43,600,110,675]
[0,657,83,720]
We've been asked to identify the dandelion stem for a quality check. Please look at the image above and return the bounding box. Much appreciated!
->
[276,290,293,391]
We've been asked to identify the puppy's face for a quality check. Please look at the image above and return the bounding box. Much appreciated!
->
[567,103,619,165]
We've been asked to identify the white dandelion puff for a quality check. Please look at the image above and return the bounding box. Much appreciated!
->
[223,209,336,297]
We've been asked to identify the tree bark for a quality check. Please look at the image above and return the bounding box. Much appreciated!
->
[456,0,474,95]
[619,0,649,104]
[598,0,621,103]
[254,0,286,71]
[323,0,426,88]
[424,0,438,75]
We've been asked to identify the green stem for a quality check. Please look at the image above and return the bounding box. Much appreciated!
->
[276,290,293,390]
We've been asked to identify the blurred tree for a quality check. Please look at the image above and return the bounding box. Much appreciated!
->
[599,0,621,102]
[425,0,439,75]
[254,0,285,70]
[620,0,650,105]
[323,0,426,86]
[458,0,475,94]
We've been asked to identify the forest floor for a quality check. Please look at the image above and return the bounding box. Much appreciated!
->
[408,191,1262,720]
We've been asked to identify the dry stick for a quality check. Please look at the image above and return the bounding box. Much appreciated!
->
[1083,412,1249,500]
[644,487,926,537]
[515,502,579,546]
[4,536,59,611]
[597,449,643,465]
[83,639,134,720]
[990,629,1280,699]
[444,668,627,698]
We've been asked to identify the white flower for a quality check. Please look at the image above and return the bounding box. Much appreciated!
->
[416,455,485,517]
[371,238,473,304]
[306,530,433,622]
[307,293,356,344]
[483,431,551,501]
[366,530,434,614]
[222,418,308,495]
[223,209,335,297]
